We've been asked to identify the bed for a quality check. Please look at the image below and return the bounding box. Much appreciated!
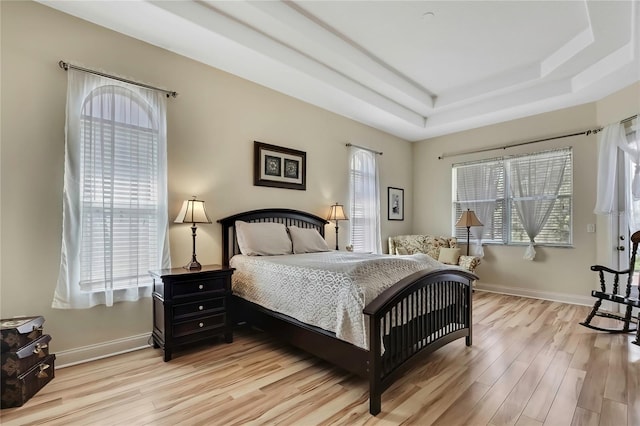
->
[218,208,476,415]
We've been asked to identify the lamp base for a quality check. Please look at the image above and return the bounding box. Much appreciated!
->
[183,259,202,270]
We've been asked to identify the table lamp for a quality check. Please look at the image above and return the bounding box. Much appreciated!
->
[174,196,212,270]
[327,202,348,250]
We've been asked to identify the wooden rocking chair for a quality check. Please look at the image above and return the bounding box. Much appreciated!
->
[580,230,640,345]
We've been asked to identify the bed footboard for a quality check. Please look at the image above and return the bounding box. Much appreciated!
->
[363,268,475,415]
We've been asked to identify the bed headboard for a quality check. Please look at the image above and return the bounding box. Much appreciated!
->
[217,208,329,265]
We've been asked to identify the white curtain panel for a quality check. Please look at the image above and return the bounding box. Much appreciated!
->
[594,119,640,233]
[509,151,568,260]
[457,163,501,257]
[622,118,640,233]
[594,123,627,215]
[349,147,382,254]
[53,69,170,308]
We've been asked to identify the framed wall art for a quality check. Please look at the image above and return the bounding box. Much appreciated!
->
[254,141,306,190]
[388,187,404,221]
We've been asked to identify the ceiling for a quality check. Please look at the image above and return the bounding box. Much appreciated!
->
[39,1,640,141]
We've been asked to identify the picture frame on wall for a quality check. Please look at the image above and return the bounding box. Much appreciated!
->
[254,141,306,190]
[388,187,404,221]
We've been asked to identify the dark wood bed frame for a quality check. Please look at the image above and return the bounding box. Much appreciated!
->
[218,208,476,415]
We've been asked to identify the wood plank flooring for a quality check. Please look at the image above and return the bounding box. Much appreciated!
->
[2,292,639,425]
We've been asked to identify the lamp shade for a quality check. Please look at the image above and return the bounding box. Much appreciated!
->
[174,197,212,224]
[327,203,348,221]
[455,209,483,228]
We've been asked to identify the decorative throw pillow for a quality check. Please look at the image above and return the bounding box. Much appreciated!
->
[235,221,292,256]
[396,247,409,255]
[438,247,461,265]
[288,226,330,254]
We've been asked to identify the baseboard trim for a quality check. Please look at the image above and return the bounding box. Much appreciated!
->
[55,333,152,369]
[475,282,594,306]
[54,286,592,368]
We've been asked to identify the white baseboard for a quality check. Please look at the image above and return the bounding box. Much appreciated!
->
[475,282,594,306]
[53,286,593,368]
[55,333,152,369]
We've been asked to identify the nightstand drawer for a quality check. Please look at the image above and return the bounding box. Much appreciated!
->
[150,265,234,361]
[173,277,227,298]
[173,313,226,338]
[173,298,225,320]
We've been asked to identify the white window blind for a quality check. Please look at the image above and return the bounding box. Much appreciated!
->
[452,148,573,247]
[349,147,382,254]
[53,69,170,309]
[79,86,160,292]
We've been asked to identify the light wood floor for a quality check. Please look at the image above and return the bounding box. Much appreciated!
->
[2,292,639,426]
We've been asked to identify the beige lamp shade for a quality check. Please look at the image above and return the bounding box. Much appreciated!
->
[174,197,212,224]
[455,209,483,228]
[327,203,348,221]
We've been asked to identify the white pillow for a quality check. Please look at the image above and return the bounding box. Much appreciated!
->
[288,226,330,254]
[235,221,292,256]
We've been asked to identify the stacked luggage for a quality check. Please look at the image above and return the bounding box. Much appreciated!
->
[1,316,55,408]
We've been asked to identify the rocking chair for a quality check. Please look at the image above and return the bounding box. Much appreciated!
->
[580,230,640,345]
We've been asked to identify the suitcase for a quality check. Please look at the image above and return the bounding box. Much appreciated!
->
[1,354,55,408]
[0,317,45,352]
[1,334,51,379]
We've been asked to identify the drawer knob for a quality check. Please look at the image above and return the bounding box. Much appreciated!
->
[199,322,204,328]
[198,305,204,311]
[199,284,204,290]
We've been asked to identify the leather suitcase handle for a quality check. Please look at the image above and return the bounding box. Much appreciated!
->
[36,363,50,379]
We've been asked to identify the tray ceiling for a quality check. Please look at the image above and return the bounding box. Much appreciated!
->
[39,0,640,141]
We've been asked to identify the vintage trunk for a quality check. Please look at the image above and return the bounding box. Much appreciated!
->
[1,334,52,379]
[0,317,45,352]
[1,354,55,408]
[1,317,54,409]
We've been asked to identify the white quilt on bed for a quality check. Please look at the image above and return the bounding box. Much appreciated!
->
[230,251,451,349]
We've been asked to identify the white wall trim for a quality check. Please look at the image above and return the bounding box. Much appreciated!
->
[55,333,152,369]
[55,285,594,369]
[475,282,594,306]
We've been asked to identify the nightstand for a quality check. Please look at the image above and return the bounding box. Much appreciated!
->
[150,265,234,361]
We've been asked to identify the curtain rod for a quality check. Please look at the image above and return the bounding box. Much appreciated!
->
[346,143,383,155]
[437,129,598,160]
[438,113,638,160]
[58,61,177,98]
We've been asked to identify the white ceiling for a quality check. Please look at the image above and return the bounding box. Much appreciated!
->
[40,0,640,141]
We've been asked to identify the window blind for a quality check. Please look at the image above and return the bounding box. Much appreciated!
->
[349,148,382,253]
[452,148,572,246]
[79,87,160,291]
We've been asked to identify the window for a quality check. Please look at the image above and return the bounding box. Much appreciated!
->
[79,86,162,292]
[349,147,382,253]
[54,69,170,309]
[452,148,573,247]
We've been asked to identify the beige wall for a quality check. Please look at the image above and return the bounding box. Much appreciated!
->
[0,2,413,358]
[596,82,640,126]
[413,83,640,302]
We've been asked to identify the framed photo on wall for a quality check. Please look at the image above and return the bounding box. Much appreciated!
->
[254,141,306,190]
[388,187,404,221]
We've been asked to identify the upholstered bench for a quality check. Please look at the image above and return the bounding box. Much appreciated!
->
[388,234,481,273]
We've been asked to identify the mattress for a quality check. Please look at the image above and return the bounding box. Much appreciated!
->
[230,251,451,349]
